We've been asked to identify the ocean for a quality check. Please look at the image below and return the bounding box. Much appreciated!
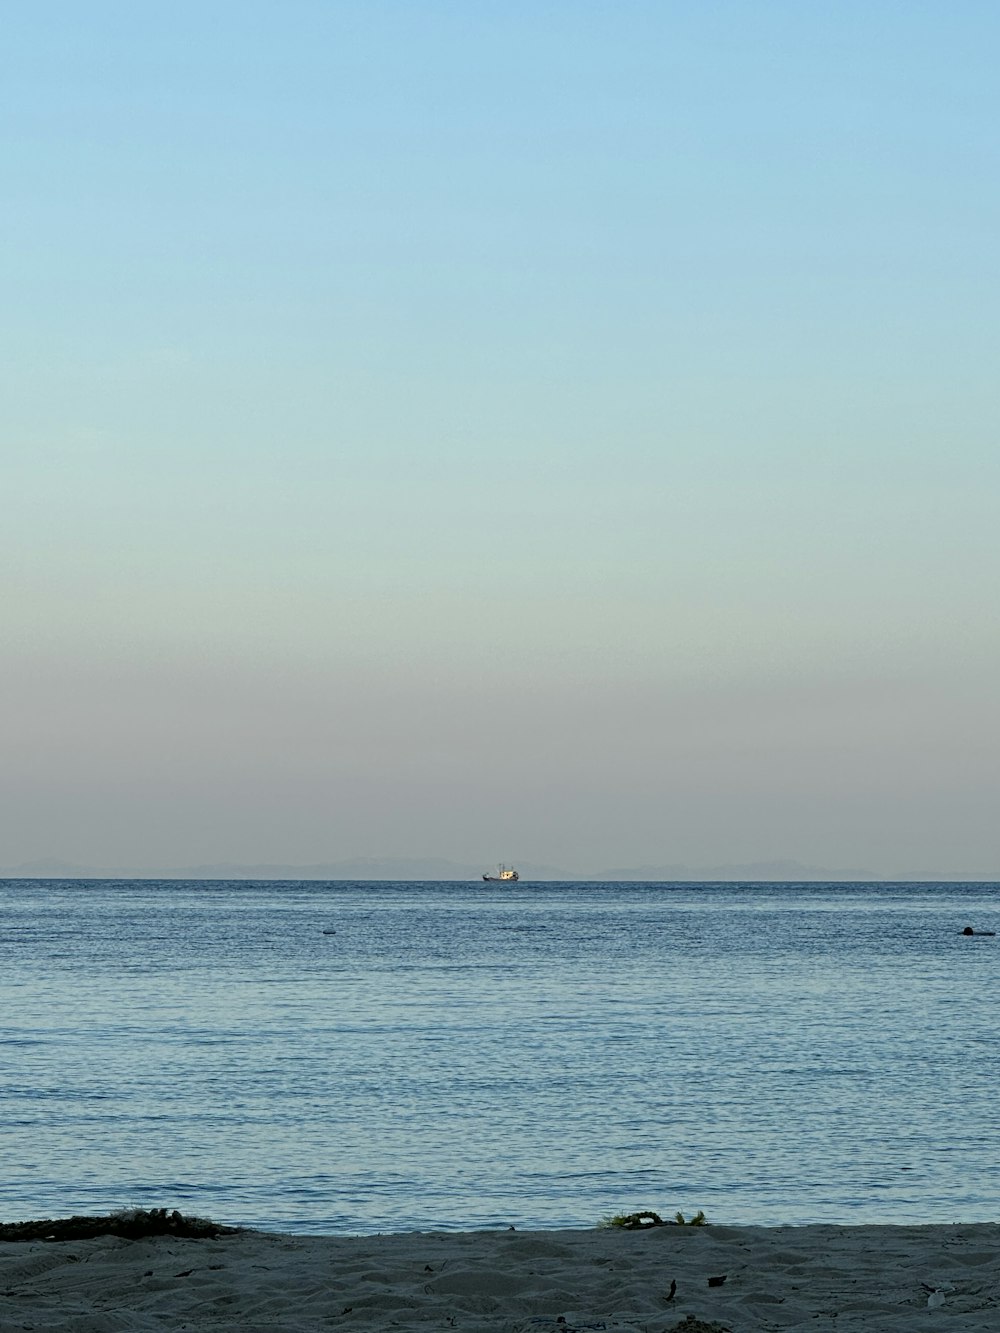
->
[1,878,997,1235]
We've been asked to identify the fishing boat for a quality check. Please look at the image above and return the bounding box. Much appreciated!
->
[483,864,519,883]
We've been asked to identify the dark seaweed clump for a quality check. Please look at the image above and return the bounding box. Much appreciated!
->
[0,1208,242,1243]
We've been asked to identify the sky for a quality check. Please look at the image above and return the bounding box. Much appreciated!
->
[4,1,999,876]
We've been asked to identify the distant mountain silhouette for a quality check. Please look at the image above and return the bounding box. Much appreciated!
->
[1,856,559,881]
[0,855,901,881]
[8,856,995,881]
[593,859,876,881]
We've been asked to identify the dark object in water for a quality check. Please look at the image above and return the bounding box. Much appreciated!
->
[961,926,996,936]
[0,1208,241,1243]
[707,1273,727,1286]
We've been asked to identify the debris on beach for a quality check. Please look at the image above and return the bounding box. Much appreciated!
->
[922,1282,955,1309]
[606,1211,668,1229]
[601,1209,708,1230]
[0,1207,241,1243]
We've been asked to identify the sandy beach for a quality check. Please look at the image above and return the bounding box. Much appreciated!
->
[1,1220,998,1332]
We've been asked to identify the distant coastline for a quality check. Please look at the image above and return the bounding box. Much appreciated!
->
[2,857,995,882]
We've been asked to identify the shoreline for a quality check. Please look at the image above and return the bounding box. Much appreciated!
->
[2,1220,997,1331]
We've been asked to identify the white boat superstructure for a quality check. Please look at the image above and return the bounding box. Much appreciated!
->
[482,864,519,882]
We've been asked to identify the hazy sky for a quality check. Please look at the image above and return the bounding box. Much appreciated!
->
[4,2,999,875]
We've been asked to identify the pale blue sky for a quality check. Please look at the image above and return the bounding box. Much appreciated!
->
[4,2,999,874]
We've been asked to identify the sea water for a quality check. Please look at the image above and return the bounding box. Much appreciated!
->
[1,879,997,1234]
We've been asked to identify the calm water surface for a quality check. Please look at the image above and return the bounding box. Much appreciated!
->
[1,879,997,1233]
